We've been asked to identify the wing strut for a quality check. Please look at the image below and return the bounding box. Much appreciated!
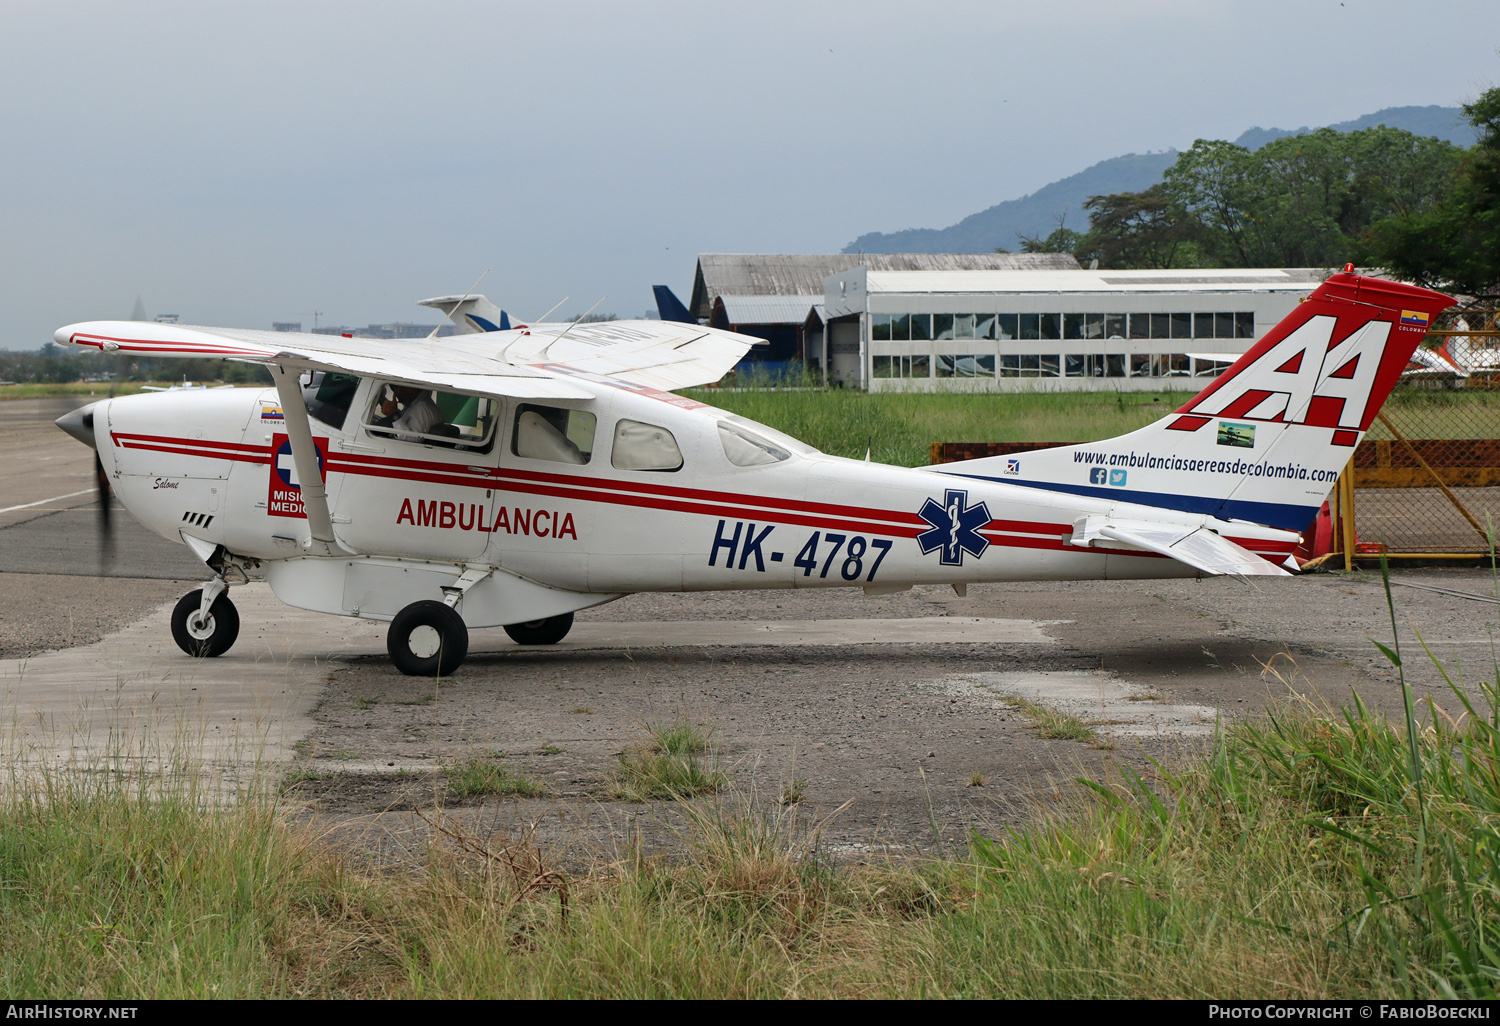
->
[270,364,340,548]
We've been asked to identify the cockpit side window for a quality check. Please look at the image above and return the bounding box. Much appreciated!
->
[512,404,595,464]
[718,421,789,467]
[300,371,362,431]
[364,383,498,452]
[611,419,683,472]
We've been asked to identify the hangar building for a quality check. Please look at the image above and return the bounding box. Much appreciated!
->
[684,253,1079,377]
[820,266,1326,391]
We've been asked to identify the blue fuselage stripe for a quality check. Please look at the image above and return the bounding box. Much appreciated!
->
[945,473,1319,532]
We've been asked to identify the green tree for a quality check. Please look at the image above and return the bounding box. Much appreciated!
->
[1161,139,1261,265]
[1364,87,1500,296]
[1016,213,1086,259]
[1160,127,1463,269]
[1080,184,1194,269]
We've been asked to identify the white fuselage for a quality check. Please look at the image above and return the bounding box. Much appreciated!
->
[89,379,1297,627]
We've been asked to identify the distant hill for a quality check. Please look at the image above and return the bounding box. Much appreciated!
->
[843,152,1177,255]
[844,106,1474,255]
[1233,105,1477,151]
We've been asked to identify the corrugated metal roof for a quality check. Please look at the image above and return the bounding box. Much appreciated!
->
[860,268,1326,295]
[690,253,1079,317]
[716,294,821,325]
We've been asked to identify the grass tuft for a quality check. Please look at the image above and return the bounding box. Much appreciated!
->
[442,758,549,800]
[609,719,727,801]
[1003,696,1114,748]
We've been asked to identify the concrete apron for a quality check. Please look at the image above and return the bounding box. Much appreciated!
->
[0,584,387,792]
[0,582,1062,789]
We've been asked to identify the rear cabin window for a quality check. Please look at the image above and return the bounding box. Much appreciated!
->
[718,422,789,467]
[364,383,498,451]
[300,371,362,430]
[512,404,596,464]
[611,419,683,472]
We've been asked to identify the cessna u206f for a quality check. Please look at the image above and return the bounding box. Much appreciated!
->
[53,270,1451,675]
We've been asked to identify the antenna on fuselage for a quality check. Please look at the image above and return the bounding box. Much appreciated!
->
[425,269,489,340]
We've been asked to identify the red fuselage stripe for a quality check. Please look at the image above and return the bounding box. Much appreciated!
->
[114,432,1295,561]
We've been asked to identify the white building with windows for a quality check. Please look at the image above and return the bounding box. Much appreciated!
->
[821,267,1326,391]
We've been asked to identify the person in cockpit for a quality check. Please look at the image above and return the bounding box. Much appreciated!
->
[375,385,443,441]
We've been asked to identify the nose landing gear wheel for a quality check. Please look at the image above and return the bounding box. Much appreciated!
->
[388,600,469,676]
[503,612,574,646]
[170,589,241,657]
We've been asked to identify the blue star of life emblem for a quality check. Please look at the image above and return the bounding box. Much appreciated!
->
[916,488,992,567]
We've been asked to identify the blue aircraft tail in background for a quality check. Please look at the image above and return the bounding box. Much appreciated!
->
[653,286,697,324]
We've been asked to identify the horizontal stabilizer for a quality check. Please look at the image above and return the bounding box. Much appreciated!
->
[1078,517,1289,577]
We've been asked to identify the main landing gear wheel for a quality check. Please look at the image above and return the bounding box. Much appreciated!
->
[170,589,240,658]
[388,600,469,676]
[503,612,574,646]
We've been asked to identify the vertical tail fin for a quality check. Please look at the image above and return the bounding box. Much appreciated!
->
[936,270,1453,531]
[416,293,511,334]
[653,285,697,324]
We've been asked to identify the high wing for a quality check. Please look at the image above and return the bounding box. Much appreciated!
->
[54,317,756,398]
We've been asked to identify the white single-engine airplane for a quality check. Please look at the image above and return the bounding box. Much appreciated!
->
[53,269,1451,676]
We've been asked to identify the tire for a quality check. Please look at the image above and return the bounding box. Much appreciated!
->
[388,600,469,676]
[503,612,574,646]
[170,589,240,658]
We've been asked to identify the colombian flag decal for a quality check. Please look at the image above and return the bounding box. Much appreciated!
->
[1400,310,1431,328]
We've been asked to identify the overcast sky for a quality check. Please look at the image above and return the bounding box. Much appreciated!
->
[2,0,1497,349]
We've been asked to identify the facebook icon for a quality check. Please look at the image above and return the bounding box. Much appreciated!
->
[1089,467,1107,484]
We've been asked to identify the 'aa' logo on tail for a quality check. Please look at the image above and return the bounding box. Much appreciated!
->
[1175,315,1391,434]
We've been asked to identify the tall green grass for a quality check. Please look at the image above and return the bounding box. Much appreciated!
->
[685,387,1199,466]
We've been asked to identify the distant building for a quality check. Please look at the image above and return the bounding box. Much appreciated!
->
[272,322,302,333]
[821,266,1326,391]
[687,253,1078,377]
[154,314,179,324]
[310,322,456,339]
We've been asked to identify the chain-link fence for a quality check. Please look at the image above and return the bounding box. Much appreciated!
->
[1342,306,1500,558]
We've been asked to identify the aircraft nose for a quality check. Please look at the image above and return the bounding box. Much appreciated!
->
[55,401,101,449]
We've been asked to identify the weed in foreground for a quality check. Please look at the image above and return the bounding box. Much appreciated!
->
[442,758,549,800]
[609,719,727,801]
[1004,696,1114,748]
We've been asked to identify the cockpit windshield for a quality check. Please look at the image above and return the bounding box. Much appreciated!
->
[300,372,361,430]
